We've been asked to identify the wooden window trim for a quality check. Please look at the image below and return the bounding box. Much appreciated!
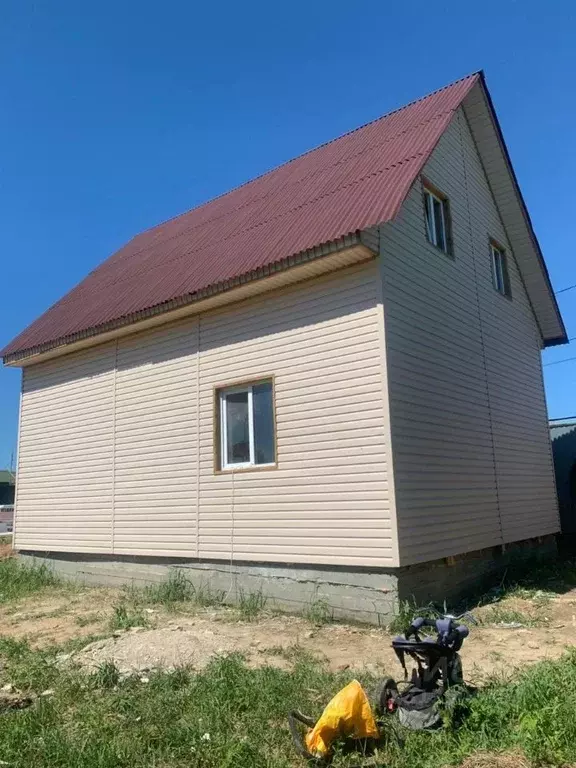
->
[489,238,512,299]
[213,375,278,474]
[421,178,454,257]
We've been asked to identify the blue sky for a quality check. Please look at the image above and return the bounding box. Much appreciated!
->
[0,0,575,468]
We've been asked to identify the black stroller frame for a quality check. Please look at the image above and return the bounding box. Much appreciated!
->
[376,610,477,725]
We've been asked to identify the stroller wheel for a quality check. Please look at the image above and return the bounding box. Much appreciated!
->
[373,678,398,716]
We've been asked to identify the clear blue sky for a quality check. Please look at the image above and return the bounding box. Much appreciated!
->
[1,0,575,469]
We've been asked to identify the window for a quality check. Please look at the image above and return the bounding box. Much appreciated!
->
[423,183,451,254]
[490,242,511,297]
[217,379,276,470]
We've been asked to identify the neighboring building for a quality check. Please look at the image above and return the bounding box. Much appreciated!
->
[550,418,576,535]
[1,72,567,621]
[0,470,15,532]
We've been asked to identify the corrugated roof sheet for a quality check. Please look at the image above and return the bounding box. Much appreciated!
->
[0,471,15,486]
[550,418,576,441]
[2,73,480,360]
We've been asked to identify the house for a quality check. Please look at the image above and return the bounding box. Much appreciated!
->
[0,470,15,532]
[1,72,567,622]
[550,418,576,536]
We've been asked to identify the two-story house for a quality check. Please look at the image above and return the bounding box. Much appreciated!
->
[2,72,566,622]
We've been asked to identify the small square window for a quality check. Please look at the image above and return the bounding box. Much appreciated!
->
[490,242,511,297]
[217,379,276,470]
[423,183,452,254]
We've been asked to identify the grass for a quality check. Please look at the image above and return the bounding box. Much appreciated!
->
[388,599,439,634]
[126,570,226,610]
[474,554,576,607]
[109,603,150,631]
[124,570,268,620]
[237,588,266,620]
[391,553,576,634]
[481,606,540,628]
[0,635,576,767]
[305,598,333,626]
[0,557,63,603]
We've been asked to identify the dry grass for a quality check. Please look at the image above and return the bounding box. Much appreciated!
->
[460,752,531,767]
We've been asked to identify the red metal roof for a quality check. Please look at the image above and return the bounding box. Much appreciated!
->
[2,73,480,360]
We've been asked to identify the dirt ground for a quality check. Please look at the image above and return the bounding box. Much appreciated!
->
[1,583,576,683]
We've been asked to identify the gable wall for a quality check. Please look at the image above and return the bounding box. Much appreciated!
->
[15,260,398,567]
[381,107,559,565]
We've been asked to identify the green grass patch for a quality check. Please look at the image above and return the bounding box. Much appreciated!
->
[1,635,575,766]
[237,588,266,620]
[109,603,150,631]
[0,558,63,603]
[481,606,539,628]
[126,570,226,610]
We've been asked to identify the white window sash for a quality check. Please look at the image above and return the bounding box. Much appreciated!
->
[491,246,505,293]
[425,191,435,243]
[247,386,255,466]
[424,187,447,251]
[437,197,446,250]
[219,383,275,470]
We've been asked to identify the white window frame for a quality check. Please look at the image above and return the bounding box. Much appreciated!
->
[219,382,276,471]
[490,242,510,296]
[423,184,450,254]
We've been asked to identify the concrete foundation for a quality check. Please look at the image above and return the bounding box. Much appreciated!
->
[399,535,558,606]
[19,534,557,625]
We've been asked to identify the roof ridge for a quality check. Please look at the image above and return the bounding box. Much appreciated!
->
[119,110,456,264]
[134,71,481,239]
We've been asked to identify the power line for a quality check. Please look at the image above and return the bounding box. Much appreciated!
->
[544,355,576,367]
[556,283,576,295]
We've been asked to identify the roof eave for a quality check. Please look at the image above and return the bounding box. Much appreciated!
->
[2,232,374,366]
[476,71,568,346]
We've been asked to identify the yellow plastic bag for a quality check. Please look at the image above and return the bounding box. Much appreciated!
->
[305,679,379,758]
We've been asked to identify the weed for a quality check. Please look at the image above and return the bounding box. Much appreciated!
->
[127,571,225,610]
[482,606,538,627]
[388,598,438,634]
[91,661,121,689]
[237,588,266,620]
[109,603,149,631]
[0,558,62,602]
[141,570,195,605]
[191,581,225,608]
[305,597,333,626]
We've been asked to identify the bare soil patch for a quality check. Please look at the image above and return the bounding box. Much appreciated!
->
[0,589,120,646]
[1,582,575,681]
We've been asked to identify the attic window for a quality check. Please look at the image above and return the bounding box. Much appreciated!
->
[490,241,512,298]
[423,182,452,255]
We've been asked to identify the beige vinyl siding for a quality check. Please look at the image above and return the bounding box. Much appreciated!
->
[198,260,394,567]
[113,321,199,556]
[381,107,558,565]
[457,112,558,544]
[15,343,116,553]
[15,260,395,566]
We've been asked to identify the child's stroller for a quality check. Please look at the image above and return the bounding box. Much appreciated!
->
[376,610,476,729]
[288,610,477,763]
